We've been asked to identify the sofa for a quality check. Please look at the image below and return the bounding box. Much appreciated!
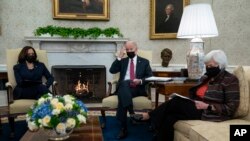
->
[173,66,250,141]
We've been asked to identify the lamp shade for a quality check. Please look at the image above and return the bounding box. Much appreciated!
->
[177,4,218,39]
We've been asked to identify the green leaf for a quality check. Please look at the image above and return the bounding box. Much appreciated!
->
[34,26,123,39]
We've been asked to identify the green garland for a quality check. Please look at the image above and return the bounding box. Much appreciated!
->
[34,25,123,39]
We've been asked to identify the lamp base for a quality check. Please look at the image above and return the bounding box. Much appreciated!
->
[186,38,205,80]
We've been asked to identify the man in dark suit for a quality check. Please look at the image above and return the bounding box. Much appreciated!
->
[156,4,180,33]
[109,41,153,139]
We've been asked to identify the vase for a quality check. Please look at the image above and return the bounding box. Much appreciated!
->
[43,128,73,140]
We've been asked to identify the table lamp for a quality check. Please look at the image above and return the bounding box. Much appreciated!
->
[177,3,218,81]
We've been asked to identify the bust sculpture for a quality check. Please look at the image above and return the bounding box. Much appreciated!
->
[161,48,172,67]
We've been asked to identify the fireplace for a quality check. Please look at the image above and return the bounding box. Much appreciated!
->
[52,65,106,103]
[24,37,128,103]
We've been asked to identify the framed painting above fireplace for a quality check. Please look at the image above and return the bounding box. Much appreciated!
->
[53,0,110,20]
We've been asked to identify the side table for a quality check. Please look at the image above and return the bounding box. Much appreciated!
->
[154,79,197,108]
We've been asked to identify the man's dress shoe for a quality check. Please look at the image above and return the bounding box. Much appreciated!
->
[117,128,128,139]
[130,114,144,122]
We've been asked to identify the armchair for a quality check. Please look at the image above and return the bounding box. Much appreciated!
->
[5,48,57,137]
[101,50,153,128]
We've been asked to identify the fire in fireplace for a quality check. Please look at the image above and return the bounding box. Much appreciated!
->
[75,80,89,95]
[52,65,106,103]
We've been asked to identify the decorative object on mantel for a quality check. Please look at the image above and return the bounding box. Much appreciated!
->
[34,25,123,39]
[26,93,88,140]
[177,3,218,81]
[161,48,172,67]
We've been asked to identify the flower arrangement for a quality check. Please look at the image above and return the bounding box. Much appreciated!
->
[26,93,88,134]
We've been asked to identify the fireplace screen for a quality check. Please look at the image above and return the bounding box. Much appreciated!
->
[52,65,106,103]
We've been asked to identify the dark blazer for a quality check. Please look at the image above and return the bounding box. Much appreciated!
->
[189,69,240,121]
[14,62,54,88]
[109,56,153,91]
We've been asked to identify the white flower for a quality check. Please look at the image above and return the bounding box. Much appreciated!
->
[66,118,76,129]
[26,114,30,122]
[51,98,59,107]
[47,93,53,97]
[65,103,73,111]
[52,109,61,115]
[56,123,66,134]
[77,114,86,124]
[55,102,64,110]
[37,97,45,105]
[63,95,74,104]
[38,119,42,124]
[42,115,51,127]
[27,121,39,131]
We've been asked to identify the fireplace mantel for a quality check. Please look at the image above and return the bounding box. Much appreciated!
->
[24,36,129,53]
[24,36,128,44]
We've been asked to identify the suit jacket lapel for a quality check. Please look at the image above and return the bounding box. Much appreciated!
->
[136,56,142,77]
[122,58,129,79]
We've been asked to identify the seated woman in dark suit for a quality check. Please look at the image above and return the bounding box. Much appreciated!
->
[131,50,240,141]
[13,46,54,100]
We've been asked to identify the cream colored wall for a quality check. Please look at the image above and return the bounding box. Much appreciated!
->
[0,0,249,66]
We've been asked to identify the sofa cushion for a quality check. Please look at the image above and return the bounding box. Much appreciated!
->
[189,119,250,141]
[232,66,249,118]
[102,95,152,110]
[174,120,212,138]
[174,130,190,141]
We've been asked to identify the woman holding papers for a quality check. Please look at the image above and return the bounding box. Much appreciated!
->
[131,50,240,141]
[13,46,54,100]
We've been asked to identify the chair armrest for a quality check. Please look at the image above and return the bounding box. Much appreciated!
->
[5,82,14,104]
[106,79,118,97]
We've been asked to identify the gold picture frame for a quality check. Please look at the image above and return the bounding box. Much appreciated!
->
[150,0,190,39]
[53,0,110,20]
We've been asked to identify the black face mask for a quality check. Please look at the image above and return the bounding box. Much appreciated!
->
[127,52,135,59]
[25,55,36,63]
[205,66,221,78]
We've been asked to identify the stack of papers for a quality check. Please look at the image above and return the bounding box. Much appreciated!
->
[145,76,172,82]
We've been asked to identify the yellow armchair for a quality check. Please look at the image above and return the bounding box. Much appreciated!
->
[5,48,57,137]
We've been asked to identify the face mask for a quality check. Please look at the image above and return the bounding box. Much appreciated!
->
[25,55,36,63]
[205,66,221,78]
[127,52,135,59]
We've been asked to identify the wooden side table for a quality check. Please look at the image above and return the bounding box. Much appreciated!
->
[154,80,197,108]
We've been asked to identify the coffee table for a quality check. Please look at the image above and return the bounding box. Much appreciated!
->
[20,116,103,141]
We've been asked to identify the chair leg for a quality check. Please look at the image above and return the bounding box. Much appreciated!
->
[8,116,15,138]
[100,109,106,128]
